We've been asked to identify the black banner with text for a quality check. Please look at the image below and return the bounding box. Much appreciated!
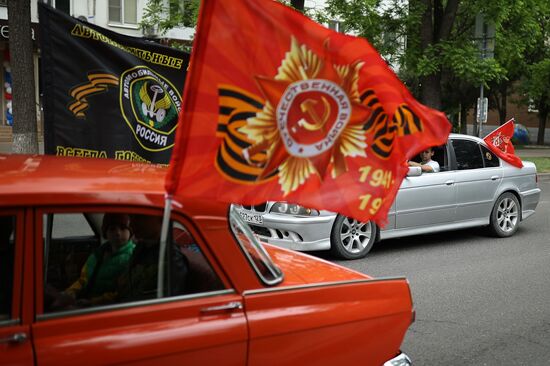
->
[38,3,189,164]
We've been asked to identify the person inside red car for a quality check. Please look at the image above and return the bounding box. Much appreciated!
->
[117,214,188,301]
[49,213,136,309]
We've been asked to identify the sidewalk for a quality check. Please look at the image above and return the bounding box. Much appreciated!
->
[0,141,44,154]
[516,146,550,158]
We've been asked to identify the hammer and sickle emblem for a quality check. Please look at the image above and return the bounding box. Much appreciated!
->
[295,97,331,132]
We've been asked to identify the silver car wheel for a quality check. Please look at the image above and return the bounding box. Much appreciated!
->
[490,192,520,238]
[340,217,373,253]
[330,215,377,259]
[496,197,518,233]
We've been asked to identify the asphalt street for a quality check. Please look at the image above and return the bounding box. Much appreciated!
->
[334,175,550,365]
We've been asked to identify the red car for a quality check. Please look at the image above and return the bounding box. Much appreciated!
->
[0,154,413,365]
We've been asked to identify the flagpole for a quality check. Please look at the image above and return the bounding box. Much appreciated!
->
[157,194,173,298]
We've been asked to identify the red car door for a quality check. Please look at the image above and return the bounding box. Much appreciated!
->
[244,279,414,366]
[31,292,247,365]
[30,209,248,365]
[0,211,34,365]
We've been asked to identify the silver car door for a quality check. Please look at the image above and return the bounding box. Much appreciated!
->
[451,138,503,222]
[395,170,457,229]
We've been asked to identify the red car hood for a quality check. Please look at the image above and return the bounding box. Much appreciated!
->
[264,244,370,286]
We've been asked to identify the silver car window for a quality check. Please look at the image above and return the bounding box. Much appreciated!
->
[481,144,500,168]
[452,139,484,170]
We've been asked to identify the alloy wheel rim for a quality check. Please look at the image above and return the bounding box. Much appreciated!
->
[496,198,518,232]
[340,217,372,253]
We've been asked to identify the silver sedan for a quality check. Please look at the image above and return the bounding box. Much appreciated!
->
[234,134,541,259]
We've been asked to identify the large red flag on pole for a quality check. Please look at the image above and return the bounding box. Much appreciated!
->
[165,0,451,225]
[483,119,523,168]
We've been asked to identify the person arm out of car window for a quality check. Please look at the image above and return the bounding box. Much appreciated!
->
[408,147,440,173]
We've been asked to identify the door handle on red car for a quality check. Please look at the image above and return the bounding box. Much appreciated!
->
[201,301,243,314]
[445,180,455,186]
[0,332,27,344]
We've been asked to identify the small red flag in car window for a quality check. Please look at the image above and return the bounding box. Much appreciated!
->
[165,0,451,225]
[483,119,523,168]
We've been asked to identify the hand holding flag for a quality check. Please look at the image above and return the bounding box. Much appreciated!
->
[165,0,451,225]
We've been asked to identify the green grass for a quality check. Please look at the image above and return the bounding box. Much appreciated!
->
[522,157,550,173]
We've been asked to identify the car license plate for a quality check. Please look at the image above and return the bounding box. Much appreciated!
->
[238,211,263,225]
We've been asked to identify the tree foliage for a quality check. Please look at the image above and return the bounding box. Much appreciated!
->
[517,0,550,144]
[317,0,549,140]
[140,0,200,50]
[140,0,550,142]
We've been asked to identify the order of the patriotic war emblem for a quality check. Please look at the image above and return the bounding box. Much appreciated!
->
[120,66,181,152]
[215,37,424,195]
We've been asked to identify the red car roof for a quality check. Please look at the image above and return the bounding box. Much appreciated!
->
[0,154,166,195]
[0,154,227,218]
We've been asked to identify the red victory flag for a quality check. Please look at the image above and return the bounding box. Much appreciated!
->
[165,0,451,224]
[483,119,523,168]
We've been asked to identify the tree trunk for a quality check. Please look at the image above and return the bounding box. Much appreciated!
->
[290,0,305,11]
[419,0,433,49]
[460,103,468,134]
[537,105,548,145]
[418,0,459,111]
[7,0,38,154]
[420,73,442,110]
[497,84,507,124]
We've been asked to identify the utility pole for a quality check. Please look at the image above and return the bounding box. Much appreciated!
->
[474,14,495,138]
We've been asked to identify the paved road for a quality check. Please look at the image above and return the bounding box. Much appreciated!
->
[333,176,550,365]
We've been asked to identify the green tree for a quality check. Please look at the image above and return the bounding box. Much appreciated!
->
[517,0,550,145]
[316,0,408,68]
[140,0,550,142]
[435,2,506,134]
[140,0,304,49]
[7,0,38,153]
[319,0,507,111]
[532,61,550,145]
[140,0,200,50]
[486,0,541,125]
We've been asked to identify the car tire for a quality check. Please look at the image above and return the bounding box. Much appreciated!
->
[489,192,520,237]
[330,215,377,260]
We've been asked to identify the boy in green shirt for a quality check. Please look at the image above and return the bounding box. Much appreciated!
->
[56,213,136,308]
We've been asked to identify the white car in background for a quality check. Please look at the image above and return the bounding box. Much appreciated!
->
[235,134,541,259]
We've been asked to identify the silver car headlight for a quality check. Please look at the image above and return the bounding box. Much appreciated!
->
[270,202,319,216]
